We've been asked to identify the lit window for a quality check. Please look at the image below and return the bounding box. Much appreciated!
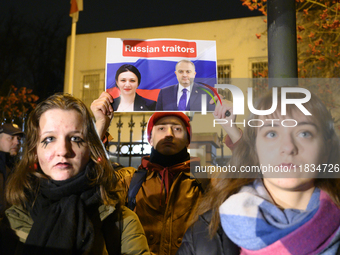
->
[82,74,100,108]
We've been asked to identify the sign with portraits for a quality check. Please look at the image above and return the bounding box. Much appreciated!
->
[105,38,217,112]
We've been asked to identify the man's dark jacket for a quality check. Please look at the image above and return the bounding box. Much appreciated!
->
[0,152,13,215]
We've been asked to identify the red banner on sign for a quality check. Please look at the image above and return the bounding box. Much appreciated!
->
[122,40,197,58]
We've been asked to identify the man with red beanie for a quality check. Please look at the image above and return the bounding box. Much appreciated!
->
[91,92,240,255]
[91,93,204,255]
[129,111,203,255]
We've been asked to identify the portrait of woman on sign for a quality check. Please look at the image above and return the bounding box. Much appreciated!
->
[112,64,156,112]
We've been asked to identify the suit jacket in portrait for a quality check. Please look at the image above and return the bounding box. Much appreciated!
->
[113,93,156,111]
[155,83,216,111]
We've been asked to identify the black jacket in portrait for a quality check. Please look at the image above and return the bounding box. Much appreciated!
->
[112,93,156,111]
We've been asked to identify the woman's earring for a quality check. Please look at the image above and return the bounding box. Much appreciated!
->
[34,155,38,170]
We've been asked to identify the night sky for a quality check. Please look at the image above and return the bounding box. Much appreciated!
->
[1,0,261,33]
[0,0,261,100]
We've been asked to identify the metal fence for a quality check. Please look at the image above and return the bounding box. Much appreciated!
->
[107,114,151,168]
[106,114,228,169]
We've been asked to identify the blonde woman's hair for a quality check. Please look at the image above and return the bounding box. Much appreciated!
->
[6,94,119,207]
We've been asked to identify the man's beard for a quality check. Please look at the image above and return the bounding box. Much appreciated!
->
[9,148,18,156]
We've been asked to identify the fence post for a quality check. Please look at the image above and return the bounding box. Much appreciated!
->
[116,116,123,163]
[128,115,135,167]
[140,115,147,156]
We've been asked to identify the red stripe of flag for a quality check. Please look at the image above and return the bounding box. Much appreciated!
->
[70,0,79,15]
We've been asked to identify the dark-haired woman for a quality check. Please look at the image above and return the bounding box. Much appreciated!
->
[2,94,150,254]
[113,64,156,111]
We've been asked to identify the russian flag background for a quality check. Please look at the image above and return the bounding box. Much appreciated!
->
[106,38,217,101]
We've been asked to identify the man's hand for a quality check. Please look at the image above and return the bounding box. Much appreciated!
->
[90,92,114,139]
[210,96,242,144]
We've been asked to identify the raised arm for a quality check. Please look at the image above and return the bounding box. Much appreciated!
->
[211,97,242,144]
[90,92,114,140]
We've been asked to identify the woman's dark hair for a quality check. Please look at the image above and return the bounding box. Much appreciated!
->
[115,64,141,86]
[6,94,120,207]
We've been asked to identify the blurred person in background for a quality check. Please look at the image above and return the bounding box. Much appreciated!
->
[0,123,24,215]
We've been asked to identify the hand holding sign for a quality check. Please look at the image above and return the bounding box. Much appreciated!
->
[212,96,242,144]
[90,92,114,140]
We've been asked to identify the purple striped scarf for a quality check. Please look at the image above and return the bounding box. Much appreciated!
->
[219,179,340,255]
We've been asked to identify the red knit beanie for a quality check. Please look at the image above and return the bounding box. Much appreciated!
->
[147,112,191,143]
